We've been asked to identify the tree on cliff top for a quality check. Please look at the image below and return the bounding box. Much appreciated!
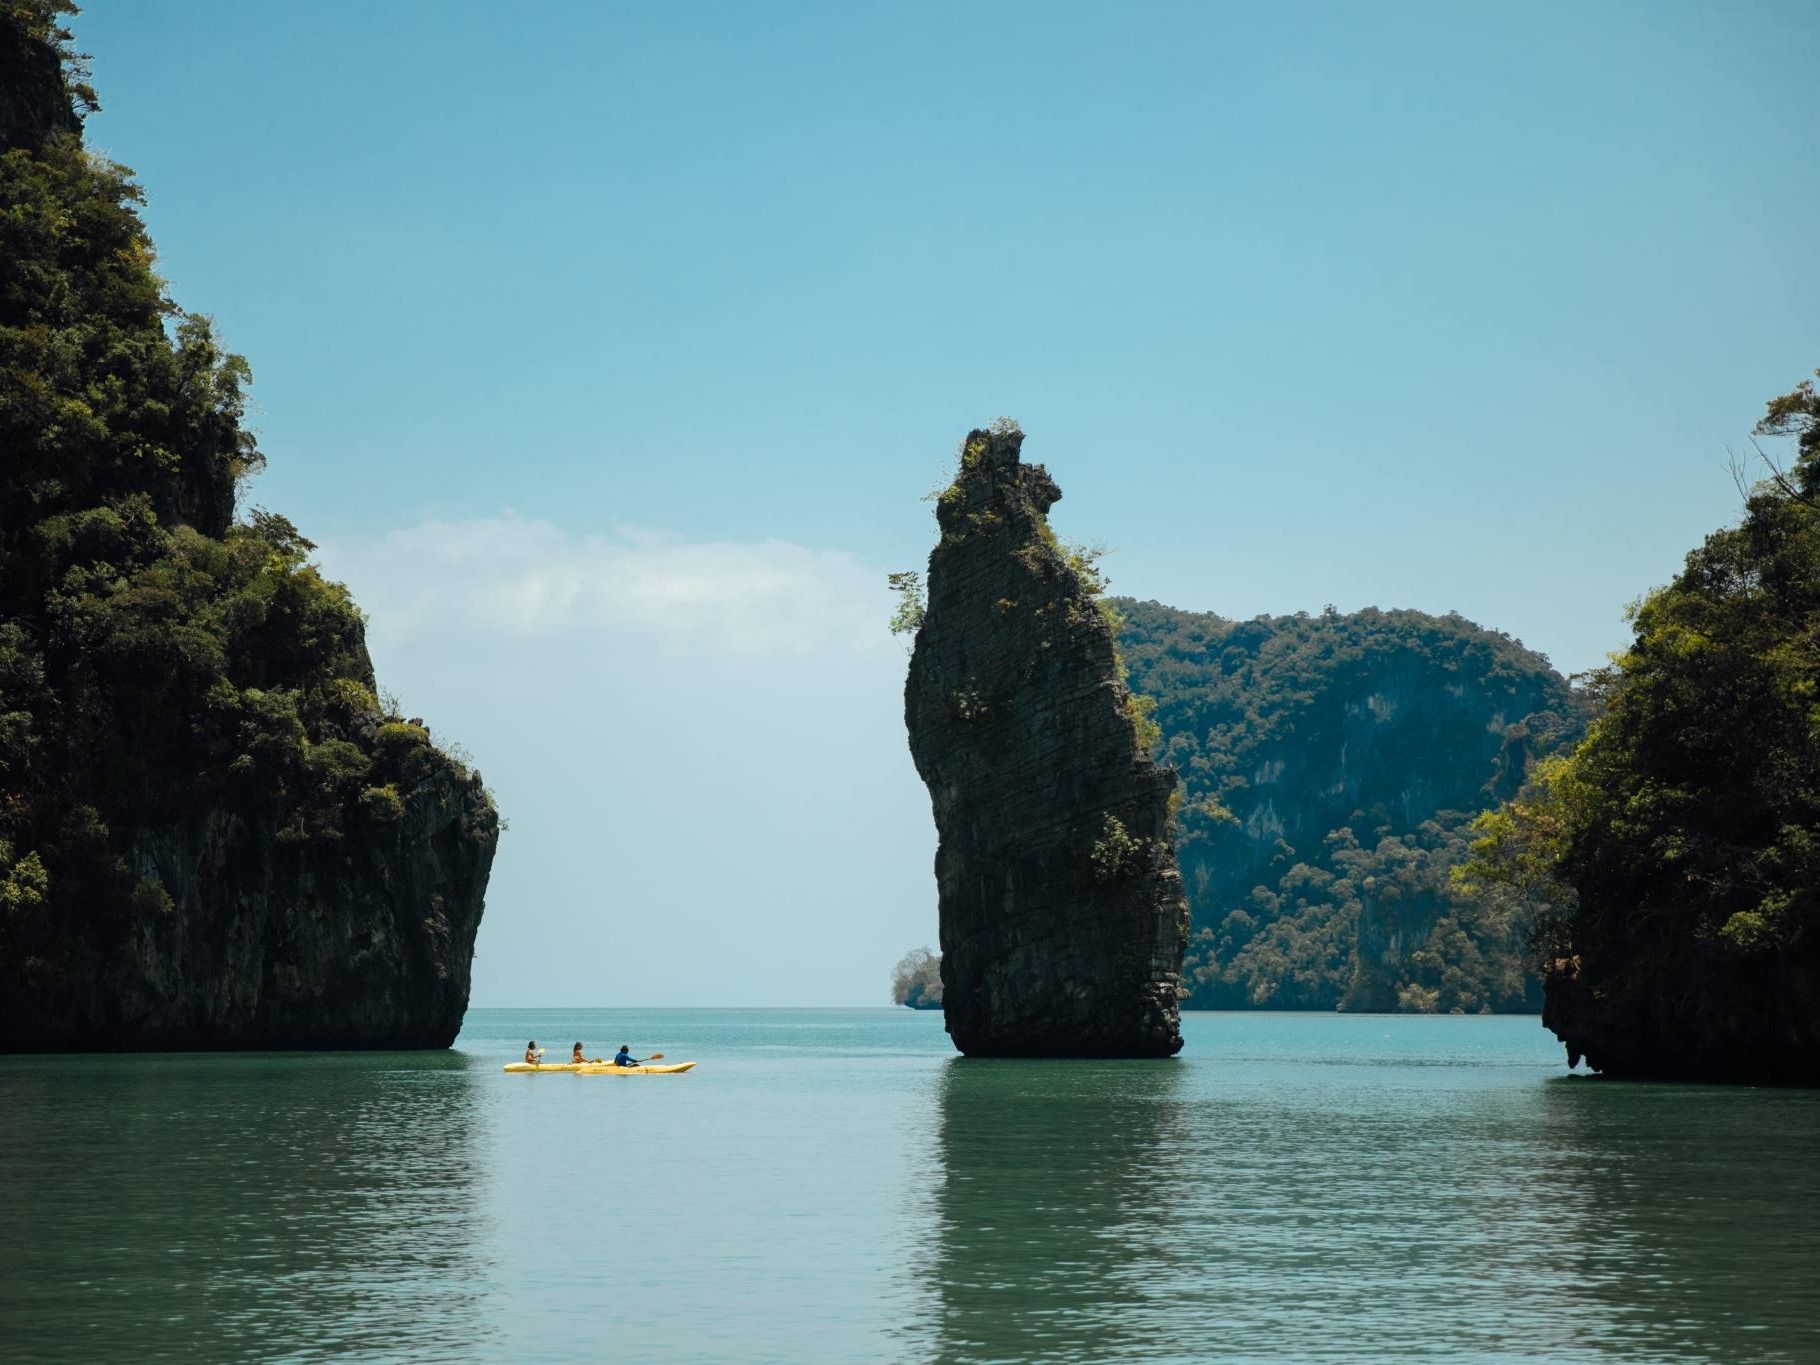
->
[1470,369,1820,1078]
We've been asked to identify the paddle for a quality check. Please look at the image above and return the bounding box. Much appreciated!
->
[575,1052,665,1068]
[563,1052,663,1065]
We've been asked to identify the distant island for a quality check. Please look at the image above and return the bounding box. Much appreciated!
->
[890,948,943,1010]
[1121,600,1584,1014]
[0,6,497,1050]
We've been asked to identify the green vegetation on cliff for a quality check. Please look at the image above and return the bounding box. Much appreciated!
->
[0,4,497,1047]
[1471,372,1820,1080]
[1117,601,1585,1012]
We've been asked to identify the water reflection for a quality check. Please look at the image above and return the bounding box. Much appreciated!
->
[0,1051,494,1363]
[912,1018,1820,1362]
[1543,1077,1820,1362]
[9,1015,1818,1362]
[928,1057,1194,1362]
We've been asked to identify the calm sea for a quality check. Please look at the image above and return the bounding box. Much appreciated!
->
[2,1009,1817,1362]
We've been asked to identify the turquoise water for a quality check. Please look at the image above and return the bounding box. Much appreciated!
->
[2,1009,1818,1362]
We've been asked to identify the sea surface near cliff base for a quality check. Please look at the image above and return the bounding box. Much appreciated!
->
[2,1009,1817,1363]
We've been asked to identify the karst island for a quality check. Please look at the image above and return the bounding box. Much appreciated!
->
[0,9,498,1051]
[902,425,1189,1057]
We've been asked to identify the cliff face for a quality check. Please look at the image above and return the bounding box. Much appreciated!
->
[0,5,497,1050]
[905,428,1187,1057]
[15,699,496,1051]
[1118,601,1583,1012]
[1538,958,1820,1085]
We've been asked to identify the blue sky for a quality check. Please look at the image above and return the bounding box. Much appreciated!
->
[70,2,1819,1005]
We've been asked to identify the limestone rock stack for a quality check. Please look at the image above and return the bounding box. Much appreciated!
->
[905,427,1187,1057]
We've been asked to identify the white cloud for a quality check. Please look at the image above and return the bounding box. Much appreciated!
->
[310,516,936,1008]
[318,515,896,658]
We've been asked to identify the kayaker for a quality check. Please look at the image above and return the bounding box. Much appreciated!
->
[613,1044,640,1067]
[571,1042,589,1065]
[524,1040,543,1065]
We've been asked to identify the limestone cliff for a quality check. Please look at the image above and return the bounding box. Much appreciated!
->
[0,4,497,1050]
[904,427,1187,1057]
[1118,601,1584,1013]
[8,696,497,1052]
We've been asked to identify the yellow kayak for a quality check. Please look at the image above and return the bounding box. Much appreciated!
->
[502,1060,696,1075]
[577,1061,696,1075]
[501,1061,597,1073]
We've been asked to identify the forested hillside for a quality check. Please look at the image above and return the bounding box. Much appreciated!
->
[1117,602,1585,1012]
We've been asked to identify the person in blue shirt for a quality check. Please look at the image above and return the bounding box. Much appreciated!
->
[613,1044,640,1067]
